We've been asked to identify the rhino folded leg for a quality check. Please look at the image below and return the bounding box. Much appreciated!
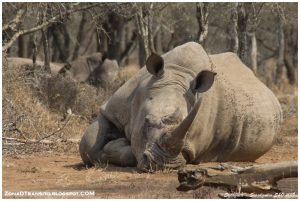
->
[79,114,124,165]
[100,138,137,167]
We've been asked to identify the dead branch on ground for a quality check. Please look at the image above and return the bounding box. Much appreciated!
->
[3,136,80,145]
[177,161,297,193]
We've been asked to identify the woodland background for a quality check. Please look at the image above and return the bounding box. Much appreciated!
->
[3,2,298,86]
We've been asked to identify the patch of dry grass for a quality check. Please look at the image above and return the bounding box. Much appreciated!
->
[2,58,138,156]
[118,64,139,83]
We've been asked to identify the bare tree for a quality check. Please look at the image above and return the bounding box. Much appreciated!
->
[72,12,88,60]
[236,2,264,74]
[135,3,155,66]
[17,34,26,58]
[196,2,210,45]
[229,3,239,53]
[237,3,250,65]
[104,12,124,62]
[275,4,285,84]
[40,5,51,71]
[31,33,37,65]
[49,23,70,62]
[248,32,257,74]
[284,24,296,85]
[2,3,101,52]
[247,3,265,74]
[41,29,50,71]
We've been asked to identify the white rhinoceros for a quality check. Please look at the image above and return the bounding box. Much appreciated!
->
[79,42,282,172]
[59,52,119,87]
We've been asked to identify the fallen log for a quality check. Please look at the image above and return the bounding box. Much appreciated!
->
[177,161,297,193]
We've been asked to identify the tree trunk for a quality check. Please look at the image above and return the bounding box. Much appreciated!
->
[51,44,59,62]
[135,3,155,66]
[230,3,239,53]
[41,28,50,72]
[32,33,37,65]
[97,29,107,53]
[154,28,162,54]
[105,12,124,62]
[61,24,71,61]
[196,2,209,45]
[18,34,26,58]
[120,30,137,65]
[82,28,96,55]
[148,4,155,53]
[27,34,33,58]
[275,14,285,84]
[249,32,257,74]
[237,3,249,65]
[284,24,296,85]
[138,37,146,67]
[72,12,88,60]
[49,24,68,62]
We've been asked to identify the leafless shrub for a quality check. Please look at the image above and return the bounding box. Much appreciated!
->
[21,63,136,120]
[24,64,79,113]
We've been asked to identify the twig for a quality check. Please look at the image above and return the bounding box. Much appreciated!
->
[3,8,26,32]
[4,142,25,146]
[37,114,72,142]
[2,136,80,144]
[3,137,53,144]
[3,3,102,52]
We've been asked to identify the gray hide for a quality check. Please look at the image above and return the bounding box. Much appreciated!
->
[60,52,119,87]
[79,42,282,171]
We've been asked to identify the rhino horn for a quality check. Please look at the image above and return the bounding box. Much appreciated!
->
[160,99,202,155]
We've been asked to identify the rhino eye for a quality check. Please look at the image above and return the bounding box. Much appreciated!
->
[161,115,179,125]
[144,115,162,129]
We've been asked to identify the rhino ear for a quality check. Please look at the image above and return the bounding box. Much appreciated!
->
[87,55,101,71]
[101,52,107,62]
[194,70,217,93]
[146,53,164,76]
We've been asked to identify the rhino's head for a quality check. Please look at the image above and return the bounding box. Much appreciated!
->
[134,53,216,172]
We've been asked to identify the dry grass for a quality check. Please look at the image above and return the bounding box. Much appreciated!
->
[2,58,138,156]
[118,64,139,83]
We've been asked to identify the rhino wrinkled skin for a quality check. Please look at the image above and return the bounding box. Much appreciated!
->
[79,42,282,172]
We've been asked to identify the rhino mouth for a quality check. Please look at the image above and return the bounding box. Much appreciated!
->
[137,142,186,172]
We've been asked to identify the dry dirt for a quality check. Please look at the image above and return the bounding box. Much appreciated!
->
[2,58,298,199]
[2,132,297,199]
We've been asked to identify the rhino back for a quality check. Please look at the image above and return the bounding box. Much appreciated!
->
[69,59,90,82]
[184,52,282,163]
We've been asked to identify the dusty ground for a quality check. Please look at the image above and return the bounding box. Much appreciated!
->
[2,58,298,198]
[2,133,297,199]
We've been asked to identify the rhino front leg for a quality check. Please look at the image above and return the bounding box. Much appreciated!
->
[100,138,137,167]
[79,113,124,165]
